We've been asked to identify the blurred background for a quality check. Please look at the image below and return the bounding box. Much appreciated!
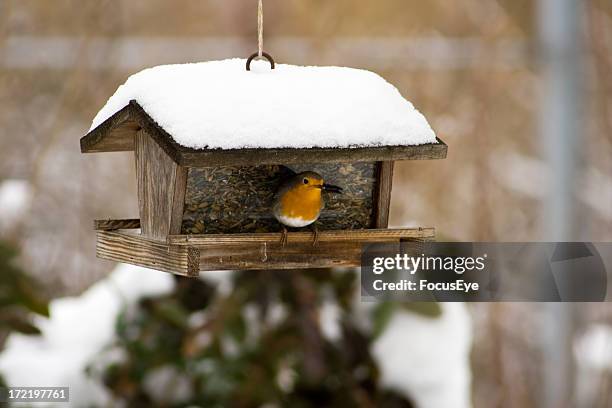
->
[0,0,611,407]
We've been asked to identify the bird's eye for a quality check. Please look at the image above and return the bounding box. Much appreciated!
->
[303,178,309,184]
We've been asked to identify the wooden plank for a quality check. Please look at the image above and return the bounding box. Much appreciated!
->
[80,105,138,153]
[171,166,188,234]
[96,231,197,277]
[96,229,436,274]
[198,241,365,271]
[372,161,395,228]
[135,129,187,240]
[91,219,434,245]
[128,101,184,164]
[167,227,435,246]
[80,100,448,166]
[176,140,447,167]
[94,219,140,231]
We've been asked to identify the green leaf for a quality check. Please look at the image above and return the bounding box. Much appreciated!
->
[0,241,50,317]
[400,302,443,318]
[0,242,18,263]
[16,279,50,317]
[153,300,189,328]
[2,317,42,335]
[226,315,247,343]
[371,302,396,338]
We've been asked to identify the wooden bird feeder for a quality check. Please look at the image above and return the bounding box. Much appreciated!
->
[82,72,447,277]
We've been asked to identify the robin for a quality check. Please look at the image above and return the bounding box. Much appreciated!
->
[273,170,343,246]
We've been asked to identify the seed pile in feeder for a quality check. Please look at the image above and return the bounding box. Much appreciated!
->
[90,59,437,150]
[181,163,376,234]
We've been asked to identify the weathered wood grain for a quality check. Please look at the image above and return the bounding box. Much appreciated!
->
[135,129,187,240]
[94,218,141,231]
[167,227,435,245]
[80,105,138,153]
[372,161,395,228]
[96,231,198,277]
[175,140,448,167]
[197,241,365,271]
[80,100,448,166]
[95,227,436,274]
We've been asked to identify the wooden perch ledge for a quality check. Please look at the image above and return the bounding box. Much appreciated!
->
[94,219,435,276]
[166,228,434,245]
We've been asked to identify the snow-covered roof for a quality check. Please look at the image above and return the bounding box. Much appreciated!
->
[89,59,437,150]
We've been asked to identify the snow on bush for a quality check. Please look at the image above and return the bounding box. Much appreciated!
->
[0,179,32,232]
[0,264,174,406]
[372,303,473,408]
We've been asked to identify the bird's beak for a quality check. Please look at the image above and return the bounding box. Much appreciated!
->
[322,183,343,194]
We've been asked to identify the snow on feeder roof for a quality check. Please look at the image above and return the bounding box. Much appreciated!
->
[89,59,437,151]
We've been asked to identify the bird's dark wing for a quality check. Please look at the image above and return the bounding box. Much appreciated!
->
[274,165,298,196]
[273,166,297,209]
[276,165,297,180]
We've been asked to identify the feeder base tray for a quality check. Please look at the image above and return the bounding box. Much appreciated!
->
[94,219,435,276]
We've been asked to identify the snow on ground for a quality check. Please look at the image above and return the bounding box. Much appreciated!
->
[0,264,174,407]
[0,263,471,407]
[0,179,32,232]
[371,303,473,408]
[90,58,437,150]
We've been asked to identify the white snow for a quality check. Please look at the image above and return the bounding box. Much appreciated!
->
[143,365,193,404]
[0,179,32,232]
[319,302,342,342]
[574,324,612,406]
[0,264,174,407]
[371,303,473,408]
[0,260,472,407]
[90,59,437,150]
[575,324,612,371]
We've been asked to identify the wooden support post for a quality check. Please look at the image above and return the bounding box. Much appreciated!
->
[135,129,187,240]
[373,161,395,228]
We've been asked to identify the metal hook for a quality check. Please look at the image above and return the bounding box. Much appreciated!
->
[246,52,275,71]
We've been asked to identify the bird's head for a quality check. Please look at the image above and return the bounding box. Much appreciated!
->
[293,171,343,194]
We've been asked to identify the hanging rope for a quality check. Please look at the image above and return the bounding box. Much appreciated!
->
[246,0,275,71]
[258,0,263,57]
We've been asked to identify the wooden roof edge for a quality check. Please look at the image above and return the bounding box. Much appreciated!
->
[80,104,132,153]
[81,100,448,166]
[175,139,447,167]
[80,100,182,164]
[127,100,184,164]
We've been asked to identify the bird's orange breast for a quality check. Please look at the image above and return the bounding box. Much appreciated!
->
[279,186,322,221]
